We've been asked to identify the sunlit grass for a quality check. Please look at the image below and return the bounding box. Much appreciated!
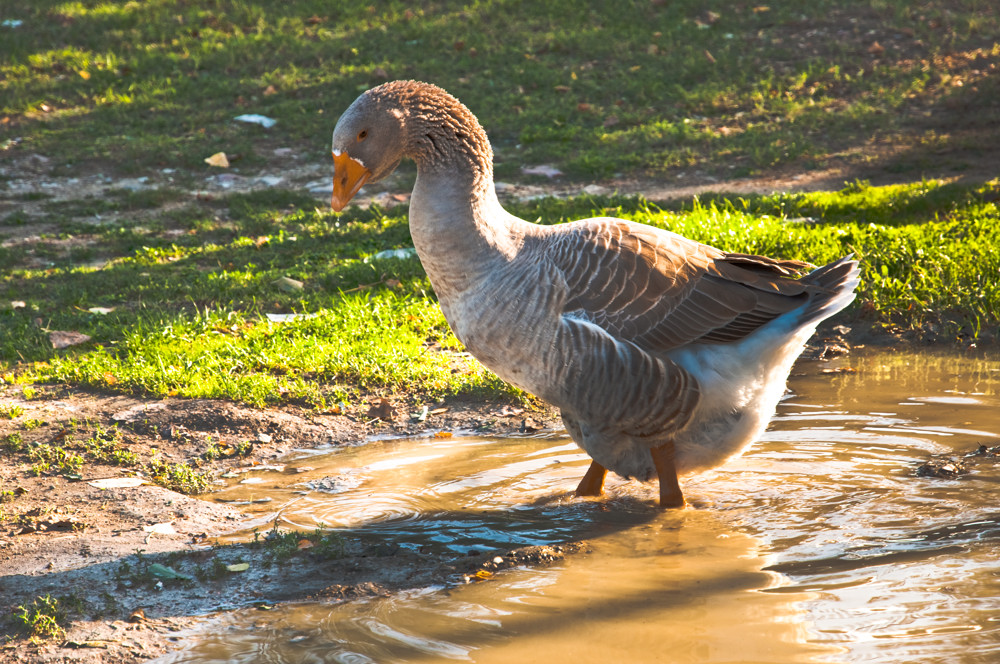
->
[1,1,997,177]
[2,181,998,407]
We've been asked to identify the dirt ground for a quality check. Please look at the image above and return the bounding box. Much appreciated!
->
[0,379,587,663]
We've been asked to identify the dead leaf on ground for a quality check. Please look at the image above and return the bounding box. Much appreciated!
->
[148,563,193,580]
[204,152,229,168]
[272,276,304,292]
[142,522,178,535]
[366,398,395,421]
[49,330,91,349]
[520,418,541,433]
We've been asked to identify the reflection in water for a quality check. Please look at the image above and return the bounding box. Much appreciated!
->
[154,350,1000,664]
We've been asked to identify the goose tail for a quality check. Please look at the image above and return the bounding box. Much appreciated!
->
[797,254,861,326]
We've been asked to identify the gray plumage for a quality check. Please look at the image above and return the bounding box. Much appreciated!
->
[330,80,860,505]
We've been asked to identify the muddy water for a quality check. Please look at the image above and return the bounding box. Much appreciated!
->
[156,349,1000,664]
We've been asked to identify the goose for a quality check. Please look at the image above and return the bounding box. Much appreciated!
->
[330,81,859,508]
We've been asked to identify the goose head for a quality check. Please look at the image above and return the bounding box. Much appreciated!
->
[330,81,494,211]
[330,88,405,211]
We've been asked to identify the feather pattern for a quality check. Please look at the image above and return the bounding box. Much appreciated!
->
[330,80,861,496]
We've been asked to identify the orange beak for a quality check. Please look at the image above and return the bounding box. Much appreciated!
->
[331,151,372,211]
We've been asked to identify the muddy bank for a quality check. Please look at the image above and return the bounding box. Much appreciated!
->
[0,376,576,663]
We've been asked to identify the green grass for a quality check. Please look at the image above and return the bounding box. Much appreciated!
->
[0,423,209,493]
[1,2,998,410]
[1,1,998,178]
[13,595,69,641]
[2,180,999,410]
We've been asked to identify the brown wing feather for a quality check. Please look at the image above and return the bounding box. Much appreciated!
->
[545,218,816,352]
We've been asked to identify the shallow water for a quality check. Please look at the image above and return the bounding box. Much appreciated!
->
[155,349,1000,664]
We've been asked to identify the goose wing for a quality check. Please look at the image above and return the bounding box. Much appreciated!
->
[545,218,815,352]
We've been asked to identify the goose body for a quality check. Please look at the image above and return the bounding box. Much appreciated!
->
[331,81,859,506]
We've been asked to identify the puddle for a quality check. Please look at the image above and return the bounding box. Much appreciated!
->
[153,349,1000,663]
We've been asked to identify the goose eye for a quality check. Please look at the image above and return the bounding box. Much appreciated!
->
[357,130,368,141]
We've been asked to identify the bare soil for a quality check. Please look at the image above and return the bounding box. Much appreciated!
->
[0,382,572,663]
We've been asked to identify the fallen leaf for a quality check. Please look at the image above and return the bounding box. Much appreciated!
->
[520,417,541,433]
[78,70,91,80]
[704,49,717,64]
[366,398,395,421]
[227,562,250,572]
[603,115,620,128]
[297,539,314,550]
[272,276,304,292]
[88,306,115,314]
[868,41,884,56]
[10,300,25,309]
[143,522,178,535]
[434,431,453,439]
[204,152,229,168]
[553,85,571,93]
[148,563,193,581]
[49,330,91,349]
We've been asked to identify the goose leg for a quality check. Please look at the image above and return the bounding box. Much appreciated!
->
[650,441,686,508]
[575,461,608,497]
